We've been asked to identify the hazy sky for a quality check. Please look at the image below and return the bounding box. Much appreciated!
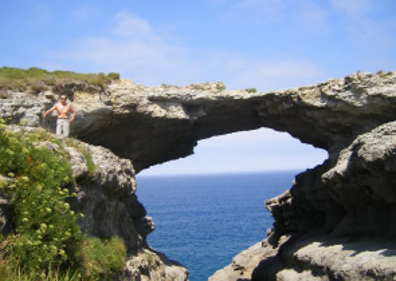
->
[1,0,395,175]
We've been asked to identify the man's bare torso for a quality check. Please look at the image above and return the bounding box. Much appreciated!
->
[55,102,73,119]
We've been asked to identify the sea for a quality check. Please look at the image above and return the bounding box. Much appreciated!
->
[136,170,300,281]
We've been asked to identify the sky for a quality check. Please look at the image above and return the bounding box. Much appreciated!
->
[1,0,396,175]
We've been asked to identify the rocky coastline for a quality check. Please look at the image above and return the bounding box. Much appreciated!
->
[1,70,396,280]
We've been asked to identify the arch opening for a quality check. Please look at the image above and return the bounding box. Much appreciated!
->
[136,128,327,280]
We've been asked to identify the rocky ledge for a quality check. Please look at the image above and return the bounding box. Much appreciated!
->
[1,70,396,280]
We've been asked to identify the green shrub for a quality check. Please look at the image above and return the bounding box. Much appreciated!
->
[107,72,120,80]
[216,84,225,91]
[0,122,81,274]
[146,252,154,266]
[245,88,257,93]
[0,67,117,93]
[0,123,126,279]
[79,236,126,279]
[83,151,96,174]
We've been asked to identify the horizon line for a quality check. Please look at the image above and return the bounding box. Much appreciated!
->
[137,168,305,177]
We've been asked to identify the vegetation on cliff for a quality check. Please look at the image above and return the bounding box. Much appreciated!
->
[0,67,120,96]
[0,121,126,280]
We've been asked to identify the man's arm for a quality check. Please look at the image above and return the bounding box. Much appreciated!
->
[69,105,76,123]
[42,105,56,119]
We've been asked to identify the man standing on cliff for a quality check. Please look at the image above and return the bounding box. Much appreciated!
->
[42,94,76,138]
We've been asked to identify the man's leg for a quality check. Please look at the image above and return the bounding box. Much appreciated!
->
[63,120,70,138]
[56,119,62,136]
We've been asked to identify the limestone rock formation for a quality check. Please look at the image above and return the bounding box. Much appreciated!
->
[1,70,396,280]
[65,138,188,280]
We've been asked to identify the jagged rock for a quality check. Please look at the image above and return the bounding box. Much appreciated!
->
[209,239,279,281]
[275,237,396,281]
[322,121,396,238]
[211,121,396,280]
[2,71,396,280]
[65,139,187,280]
[3,71,396,172]
[121,249,188,281]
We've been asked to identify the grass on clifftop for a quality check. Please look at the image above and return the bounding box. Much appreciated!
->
[0,67,120,95]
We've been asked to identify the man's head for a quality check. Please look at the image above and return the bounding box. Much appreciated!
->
[60,95,67,103]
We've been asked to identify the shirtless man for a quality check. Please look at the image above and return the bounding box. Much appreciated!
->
[42,95,76,138]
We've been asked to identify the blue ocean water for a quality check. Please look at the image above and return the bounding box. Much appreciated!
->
[136,171,300,281]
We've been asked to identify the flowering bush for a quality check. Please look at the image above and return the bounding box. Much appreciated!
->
[0,121,81,273]
[0,122,127,279]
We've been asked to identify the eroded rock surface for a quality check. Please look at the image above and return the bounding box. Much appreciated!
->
[64,138,188,280]
[1,71,396,280]
[2,72,395,172]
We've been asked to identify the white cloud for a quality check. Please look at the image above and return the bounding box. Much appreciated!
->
[59,11,325,89]
[112,11,159,40]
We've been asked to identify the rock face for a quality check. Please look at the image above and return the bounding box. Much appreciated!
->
[1,71,396,280]
[64,138,188,280]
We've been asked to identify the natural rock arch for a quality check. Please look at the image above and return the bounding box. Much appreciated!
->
[2,71,396,280]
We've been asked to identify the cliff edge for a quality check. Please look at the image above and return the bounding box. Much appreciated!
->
[1,70,396,280]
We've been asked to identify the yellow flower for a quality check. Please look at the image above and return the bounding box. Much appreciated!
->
[5,149,14,156]
[20,176,29,182]
[7,172,15,178]
[22,218,28,223]
[46,207,52,213]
